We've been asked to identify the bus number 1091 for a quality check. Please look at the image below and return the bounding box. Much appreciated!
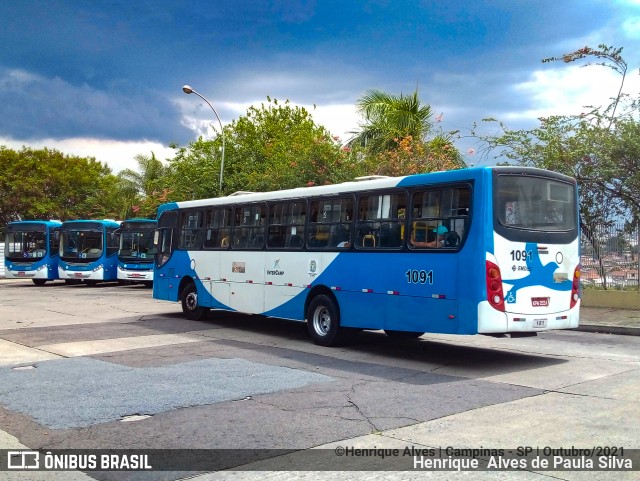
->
[405,269,433,285]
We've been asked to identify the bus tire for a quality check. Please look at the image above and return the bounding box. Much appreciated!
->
[385,330,424,340]
[181,282,209,321]
[306,294,350,347]
[32,279,47,286]
[85,280,98,287]
[65,279,82,285]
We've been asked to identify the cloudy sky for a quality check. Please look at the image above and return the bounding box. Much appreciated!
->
[1,0,639,173]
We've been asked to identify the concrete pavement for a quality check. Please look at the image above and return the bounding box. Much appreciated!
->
[0,279,639,481]
[578,306,640,336]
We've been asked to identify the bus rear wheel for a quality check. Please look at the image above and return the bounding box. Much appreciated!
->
[181,282,209,321]
[306,294,353,347]
[32,279,47,286]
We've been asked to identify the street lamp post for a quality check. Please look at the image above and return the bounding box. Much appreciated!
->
[182,84,226,194]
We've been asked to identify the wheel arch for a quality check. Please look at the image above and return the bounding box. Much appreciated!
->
[304,285,340,321]
[178,275,197,299]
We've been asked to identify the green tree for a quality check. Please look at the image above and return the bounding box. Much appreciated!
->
[348,88,433,153]
[166,98,356,199]
[0,146,123,228]
[347,88,465,175]
[117,152,170,218]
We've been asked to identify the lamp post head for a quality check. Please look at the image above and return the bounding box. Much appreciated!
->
[182,84,194,94]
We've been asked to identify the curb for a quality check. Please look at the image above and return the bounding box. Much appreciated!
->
[575,325,640,337]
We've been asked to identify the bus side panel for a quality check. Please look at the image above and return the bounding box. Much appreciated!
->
[104,254,119,281]
[313,252,460,333]
[454,170,492,335]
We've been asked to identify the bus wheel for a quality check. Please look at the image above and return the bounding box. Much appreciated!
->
[32,279,46,286]
[306,295,349,347]
[181,282,209,321]
[65,279,82,285]
[385,330,424,340]
[85,280,98,287]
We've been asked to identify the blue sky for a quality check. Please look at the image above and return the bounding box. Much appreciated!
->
[1,0,639,172]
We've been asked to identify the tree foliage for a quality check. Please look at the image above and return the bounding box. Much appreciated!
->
[166,98,357,199]
[0,146,124,230]
[347,88,465,174]
[348,89,433,153]
[117,152,170,218]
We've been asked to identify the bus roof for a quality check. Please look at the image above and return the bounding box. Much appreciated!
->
[7,220,63,228]
[123,218,157,223]
[158,166,575,213]
[60,219,121,228]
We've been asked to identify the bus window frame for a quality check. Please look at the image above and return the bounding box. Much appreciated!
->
[231,202,267,250]
[408,183,472,252]
[267,199,307,250]
[354,189,408,251]
[307,194,355,250]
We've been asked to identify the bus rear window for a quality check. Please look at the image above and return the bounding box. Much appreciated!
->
[495,175,576,232]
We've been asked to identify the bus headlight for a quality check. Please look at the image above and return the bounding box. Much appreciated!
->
[93,264,103,272]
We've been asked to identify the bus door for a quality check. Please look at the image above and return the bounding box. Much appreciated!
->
[154,211,178,301]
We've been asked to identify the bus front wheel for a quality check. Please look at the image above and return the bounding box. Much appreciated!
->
[181,282,209,321]
[306,295,353,347]
[32,279,47,286]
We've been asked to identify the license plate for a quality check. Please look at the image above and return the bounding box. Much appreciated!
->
[18,272,26,277]
[531,297,549,307]
[533,319,547,328]
[74,273,84,278]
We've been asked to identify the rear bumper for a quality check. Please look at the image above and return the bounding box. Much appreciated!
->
[478,300,580,333]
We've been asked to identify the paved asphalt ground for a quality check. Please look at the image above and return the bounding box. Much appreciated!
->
[0,279,639,481]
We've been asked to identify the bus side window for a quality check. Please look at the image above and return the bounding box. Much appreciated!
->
[356,191,406,250]
[410,187,470,250]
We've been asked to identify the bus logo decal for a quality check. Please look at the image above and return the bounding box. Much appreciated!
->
[308,260,318,278]
[267,259,284,276]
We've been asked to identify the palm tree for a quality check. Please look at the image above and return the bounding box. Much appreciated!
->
[348,88,433,153]
[116,153,168,218]
[118,153,167,197]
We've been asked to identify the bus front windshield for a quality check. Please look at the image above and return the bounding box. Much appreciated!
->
[5,231,48,261]
[119,229,156,261]
[60,229,104,262]
[495,175,577,232]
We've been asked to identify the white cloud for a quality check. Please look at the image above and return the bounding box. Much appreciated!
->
[0,136,176,174]
[506,65,640,121]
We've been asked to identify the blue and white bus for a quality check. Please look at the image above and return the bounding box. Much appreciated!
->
[153,166,580,346]
[4,220,62,285]
[117,218,157,285]
[58,219,121,286]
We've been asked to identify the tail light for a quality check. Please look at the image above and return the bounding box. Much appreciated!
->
[570,266,580,309]
[486,260,505,311]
